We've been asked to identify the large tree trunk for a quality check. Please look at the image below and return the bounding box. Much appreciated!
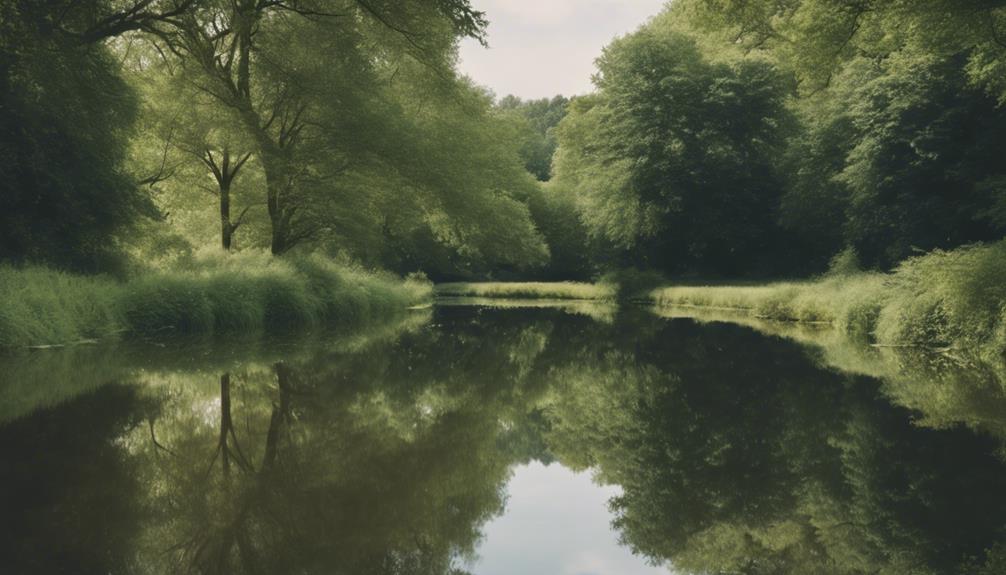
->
[220,179,234,251]
[255,144,292,256]
[267,189,288,255]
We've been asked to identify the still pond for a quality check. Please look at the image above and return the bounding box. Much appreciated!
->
[1,302,1005,574]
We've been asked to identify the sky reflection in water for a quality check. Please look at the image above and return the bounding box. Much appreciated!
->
[475,461,671,575]
[1,304,1006,574]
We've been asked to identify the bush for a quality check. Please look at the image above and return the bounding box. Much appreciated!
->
[599,268,668,301]
[876,243,1006,359]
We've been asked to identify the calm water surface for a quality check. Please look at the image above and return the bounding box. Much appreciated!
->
[1,303,1005,574]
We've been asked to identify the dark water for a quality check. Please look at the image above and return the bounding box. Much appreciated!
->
[1,303,1005,575]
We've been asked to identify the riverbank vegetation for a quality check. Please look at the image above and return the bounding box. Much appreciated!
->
[3,0,1006,356]
[543,1,1006,280]
[0,253,430,348]
[651,242,1006,361]
[436,282,615,301]
[0,0,531,345]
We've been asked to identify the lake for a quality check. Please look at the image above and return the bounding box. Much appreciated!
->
[1,302,1004,574]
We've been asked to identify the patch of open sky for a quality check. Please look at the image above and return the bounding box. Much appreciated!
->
[458,0,668,100]
[471,461,675,575]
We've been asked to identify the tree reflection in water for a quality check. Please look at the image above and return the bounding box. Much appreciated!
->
[0,306,1005,574]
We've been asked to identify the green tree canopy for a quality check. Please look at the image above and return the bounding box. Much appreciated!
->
[552,24,794,275]
[0,4,152,270]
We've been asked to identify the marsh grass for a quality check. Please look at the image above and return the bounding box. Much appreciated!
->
[650,275,886,329]
[435,281,616,301]
[0,266,124,347]
[650,242,1006,360]
[0,251,431,347]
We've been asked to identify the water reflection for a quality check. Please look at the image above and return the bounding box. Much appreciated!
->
[0,305,1004,574]
[475,462,669,575]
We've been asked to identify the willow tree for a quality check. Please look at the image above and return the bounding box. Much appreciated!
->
[139,0,487,255]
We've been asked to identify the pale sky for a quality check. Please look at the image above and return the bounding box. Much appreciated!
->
[458,0,669,101]
[472,462,674,575]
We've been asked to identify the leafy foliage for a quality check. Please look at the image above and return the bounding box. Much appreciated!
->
[0,9,150,270]
[497,95,569,181]
[552,24,794,275]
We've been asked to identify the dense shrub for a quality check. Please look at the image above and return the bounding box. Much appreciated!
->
[598,268,668,302]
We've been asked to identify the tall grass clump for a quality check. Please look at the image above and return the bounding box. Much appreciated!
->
[650,276,890,343]
[119,251,431,336]
[875,243,1006,360]
[0,266,123,347]
[650,241,1006,358]
[436,281,616,301]
[1,250,432,347]
[121,274,217,334]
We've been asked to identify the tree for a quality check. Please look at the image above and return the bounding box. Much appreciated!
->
[368,77,550,278]
[669,0,1006,270]
[552,25,794,276]
[140,0,487,255]
[497,95,569,182]
[126,55,264,252]
[776,52,1006,269]
[681,0,1006,99]
[0,1,155,270]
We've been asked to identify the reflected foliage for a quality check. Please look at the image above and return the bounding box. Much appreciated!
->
[544,314,1006,575]
[1,307,1006,574]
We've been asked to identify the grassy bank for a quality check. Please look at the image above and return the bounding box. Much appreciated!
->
[0,251,431,348]
[649,242,1006,361]
[435,281,616,301]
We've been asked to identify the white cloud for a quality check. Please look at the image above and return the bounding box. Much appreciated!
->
[459,0,669,100]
